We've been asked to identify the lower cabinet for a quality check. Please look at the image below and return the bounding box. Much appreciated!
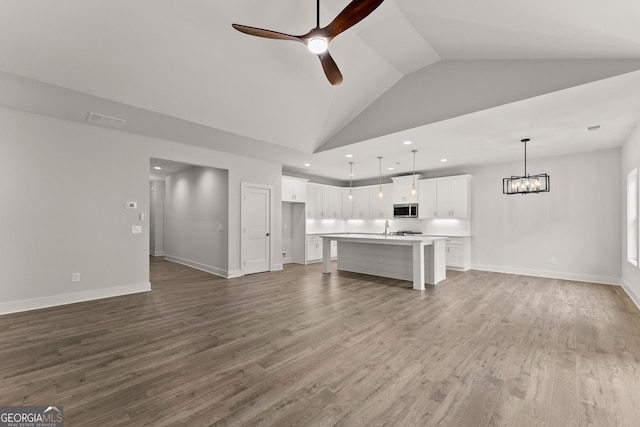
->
[445,237,471,271]
[306,235,337,262]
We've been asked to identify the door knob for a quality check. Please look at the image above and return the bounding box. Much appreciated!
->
[266,233,270,236]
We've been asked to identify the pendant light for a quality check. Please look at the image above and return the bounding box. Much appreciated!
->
[348,161,354,200]
[377,156,384,198]
[502,138,550,194]
[411,149,418,195]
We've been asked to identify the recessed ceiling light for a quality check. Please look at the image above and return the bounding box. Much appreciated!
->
[587,124,603,132]
[154,166,162,170]
[346,154,353,158]
[440,159,448,162]
[403,141,412,145]
[388,167,394,170]
[304,163,311,167]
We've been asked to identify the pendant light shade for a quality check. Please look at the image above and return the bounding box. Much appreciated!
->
[503,138,550,195]
[377,156,384,198]
[411,150,417,195]
[348,161,354,200]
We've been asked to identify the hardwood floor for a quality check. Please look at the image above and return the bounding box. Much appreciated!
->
[1,259,640,426]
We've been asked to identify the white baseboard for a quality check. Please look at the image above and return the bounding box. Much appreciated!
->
[471,264,621,286]
[621,279,640,312]
[164,255,229,278]
[150,250,166,257]
[228,269,242,278]
[272,263,283,271]
[283,257,293,264]
[0,282,151,315]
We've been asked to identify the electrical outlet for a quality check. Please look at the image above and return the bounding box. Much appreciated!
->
[72,272,80,282]
[551,257,557,264]
[132,225,142,234]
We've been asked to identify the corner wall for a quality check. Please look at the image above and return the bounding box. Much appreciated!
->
[0,107,282,314]
[150,179,166,256]
[165,166,229,277]
[468,148,621,284]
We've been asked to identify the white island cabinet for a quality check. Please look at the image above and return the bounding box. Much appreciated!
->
[320,234,447,290]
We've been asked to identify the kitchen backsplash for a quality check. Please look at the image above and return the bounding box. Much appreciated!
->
[306,218,471,236]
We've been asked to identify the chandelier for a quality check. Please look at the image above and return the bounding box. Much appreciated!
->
[503,138,550,195]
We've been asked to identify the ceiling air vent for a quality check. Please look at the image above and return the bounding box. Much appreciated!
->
[587,124,602,132]
[86,112,126,128]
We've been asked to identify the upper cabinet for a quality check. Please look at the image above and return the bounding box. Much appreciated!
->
[342,187,370,219]
[314,184,342,219]
[369,184,393,219]
[306,183,316,218]
[305,182,394,220]
[282,176,308,203]
[419,175,471,219]
[391,175,422,204]
[418,179,437,219]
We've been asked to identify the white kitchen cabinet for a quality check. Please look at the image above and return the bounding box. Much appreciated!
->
[369,184,393,219]
[342,187,368,219]
[418,179,437,219]
[306,235,336,262]
[315,185,327,218]
[307,235,322,261]
[445,237,471,271]
[436,175,470,218]
[391,175,422,204]
[330,187,342,219]
[352,187,370,219]
[306,183,317,218]
[314,185,342,219]
[342,188,354,219]
[282,176,307,202]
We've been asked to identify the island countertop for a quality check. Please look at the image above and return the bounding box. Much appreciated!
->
[319,234,447,290]
[319,233,447,244]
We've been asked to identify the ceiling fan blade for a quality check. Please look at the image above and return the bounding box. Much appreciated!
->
[318,51,343,85]
[323,0,384,38]
[232,24,302,43]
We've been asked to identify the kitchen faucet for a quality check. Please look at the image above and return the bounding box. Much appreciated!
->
[384,220,389,237]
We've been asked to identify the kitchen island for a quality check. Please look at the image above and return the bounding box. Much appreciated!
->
[320,234,447,290]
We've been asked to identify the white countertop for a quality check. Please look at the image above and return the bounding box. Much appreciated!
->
[320,233,447,244]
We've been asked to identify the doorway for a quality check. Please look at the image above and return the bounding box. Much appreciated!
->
[149,158,229,277]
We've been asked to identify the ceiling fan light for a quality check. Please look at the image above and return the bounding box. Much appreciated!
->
[308,37,328,54]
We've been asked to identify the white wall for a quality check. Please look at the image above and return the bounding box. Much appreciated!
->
[150,179,165,256]
[0,107,282,314]
[468,148,621,284]
[165,166,228,276]
[282,202,293,263]
[621,121,640,308]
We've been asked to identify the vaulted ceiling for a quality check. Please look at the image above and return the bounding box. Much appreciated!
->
[1,0,640,182]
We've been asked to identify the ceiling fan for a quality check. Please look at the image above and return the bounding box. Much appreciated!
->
[232,0,384,85]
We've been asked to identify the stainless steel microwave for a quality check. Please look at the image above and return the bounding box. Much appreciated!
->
[393,203,418,218]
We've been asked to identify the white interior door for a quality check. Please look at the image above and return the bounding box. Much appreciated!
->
[242,184,271,275]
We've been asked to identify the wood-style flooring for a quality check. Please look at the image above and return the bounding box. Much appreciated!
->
[1,258,640,426]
